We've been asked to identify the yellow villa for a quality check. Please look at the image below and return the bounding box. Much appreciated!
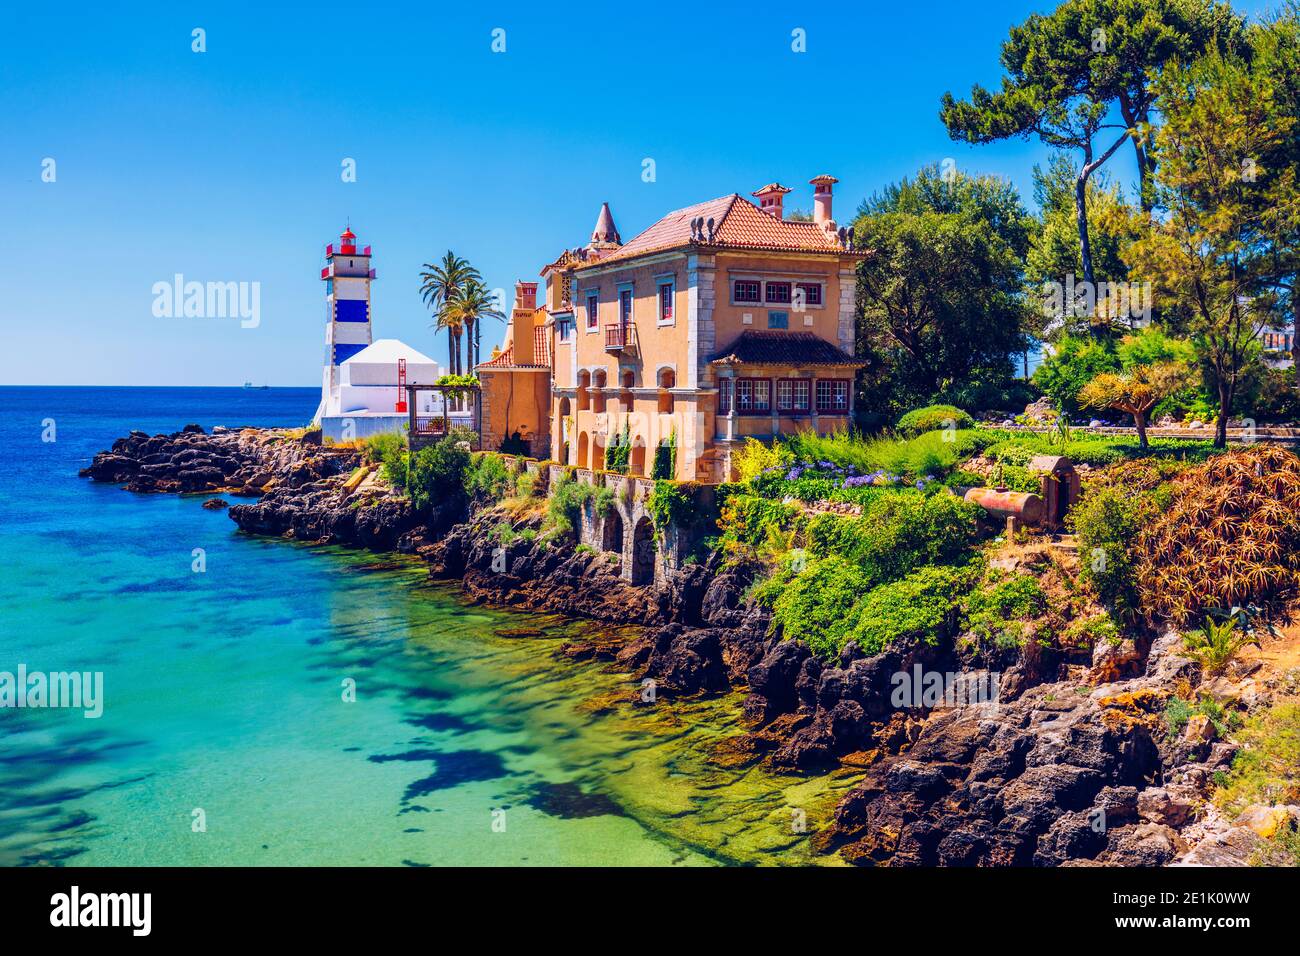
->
[477,176,866,482]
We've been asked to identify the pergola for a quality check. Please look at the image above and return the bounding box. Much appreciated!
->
[405,384,483,451]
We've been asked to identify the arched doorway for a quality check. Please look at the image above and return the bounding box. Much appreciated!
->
[577,432,589,469]
[630,516,655,585]
[577,371,591,412]
[629,437,647,476]
[601,509,624,556]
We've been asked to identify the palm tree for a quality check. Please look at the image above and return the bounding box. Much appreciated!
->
[418,251,479,374]
[443,278,505,370]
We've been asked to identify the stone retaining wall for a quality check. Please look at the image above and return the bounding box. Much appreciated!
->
[493,453,714,586]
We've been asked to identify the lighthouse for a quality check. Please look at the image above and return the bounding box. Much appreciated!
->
[311,225,455,442]
[313,226,376,424]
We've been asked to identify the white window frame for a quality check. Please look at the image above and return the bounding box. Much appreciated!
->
[655,276,675,327]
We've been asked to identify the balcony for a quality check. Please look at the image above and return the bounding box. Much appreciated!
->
[604,322,631,351]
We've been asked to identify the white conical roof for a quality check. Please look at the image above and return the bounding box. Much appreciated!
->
[341,338,438,366]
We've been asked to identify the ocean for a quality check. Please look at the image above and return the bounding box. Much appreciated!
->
[0,386,848,866]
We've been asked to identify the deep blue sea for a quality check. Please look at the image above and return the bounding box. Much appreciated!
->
[0,386,841,866]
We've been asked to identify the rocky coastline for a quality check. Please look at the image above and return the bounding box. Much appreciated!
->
[83,425,1294,867]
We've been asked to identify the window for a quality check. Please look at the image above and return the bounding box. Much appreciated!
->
[768,311,788,329]
[776,379,810,413]
[736,378,771,414]
[560,275,573,305]
[658,281,674,323]
[556,316,573,342]
[816,379,850,414]
[734,280,761,303]
[765,281,792,304]
[718,378,732,414]
[586,293,599,330]
[619,288,633,324]
[795,282,822,307]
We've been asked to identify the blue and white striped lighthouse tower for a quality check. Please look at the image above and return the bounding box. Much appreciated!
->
[313,226,376,424]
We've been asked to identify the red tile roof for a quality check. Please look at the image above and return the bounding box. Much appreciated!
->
[476,324,549,370]
[572,194,860,269]
[710,331,863,367]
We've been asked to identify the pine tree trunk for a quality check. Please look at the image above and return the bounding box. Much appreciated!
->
[1074,172,1095,290]
[1215,379,1231,449]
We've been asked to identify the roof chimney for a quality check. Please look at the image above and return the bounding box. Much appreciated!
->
[588,202,621,250]
[514,280,538,311]
[810,175,839,231]
[751,183,792,220]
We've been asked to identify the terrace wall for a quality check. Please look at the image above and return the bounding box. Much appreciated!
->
[494,453,715,585]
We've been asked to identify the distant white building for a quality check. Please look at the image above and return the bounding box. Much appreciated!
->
[311,226,461,442]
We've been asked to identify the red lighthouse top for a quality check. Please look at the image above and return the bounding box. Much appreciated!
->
[323,226,371,272]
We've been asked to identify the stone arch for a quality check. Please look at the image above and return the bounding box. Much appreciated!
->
[577,431,590,469]
[601,508,624,555]
[592,433,606,470]
[592,369,608,414]
[630,515,655,586]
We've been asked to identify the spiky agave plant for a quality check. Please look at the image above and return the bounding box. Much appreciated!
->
[1136,445,1300,626]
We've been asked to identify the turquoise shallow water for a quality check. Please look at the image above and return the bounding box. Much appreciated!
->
[0,387,853,866]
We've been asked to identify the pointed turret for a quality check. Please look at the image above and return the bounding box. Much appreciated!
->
[588,202,621,250]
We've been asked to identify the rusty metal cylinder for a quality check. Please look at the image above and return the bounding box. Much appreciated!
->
[963,487,1044,526]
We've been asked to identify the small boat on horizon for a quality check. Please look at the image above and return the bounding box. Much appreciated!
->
[242,382,271,390]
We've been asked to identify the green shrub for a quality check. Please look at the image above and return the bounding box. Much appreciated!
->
[716,493,804,556]
[463,453,513,506]
[646,480,701,534]
[765,556,874,658]
[544,473,615,537]
[1064,612,1121,650]
[363,432,405,466]
[514,469,540,498]
[896,404,975,437]
[965,573,1047,649]
[1067,482,1161,621]
[363,432,410,488]
[1164,695,1194,739]
[849,565,977,655]
[1214,699,1300,816]
[1032,335,1120,416]
[407,436,471,513]
[805,491,982,584]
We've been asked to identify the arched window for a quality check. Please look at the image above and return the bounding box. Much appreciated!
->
[576,371,591,412]
[657,367,675,414]
[592,369,608,414]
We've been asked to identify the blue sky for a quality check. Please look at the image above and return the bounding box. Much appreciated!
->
[2,0,1276,386]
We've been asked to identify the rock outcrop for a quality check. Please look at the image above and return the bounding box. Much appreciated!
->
[82,425,354,495]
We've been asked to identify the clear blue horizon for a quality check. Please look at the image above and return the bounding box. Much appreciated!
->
[4,0,1276,386]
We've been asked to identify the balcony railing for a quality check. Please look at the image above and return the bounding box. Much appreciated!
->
[412,416,448,437]
[604,322,630,351]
